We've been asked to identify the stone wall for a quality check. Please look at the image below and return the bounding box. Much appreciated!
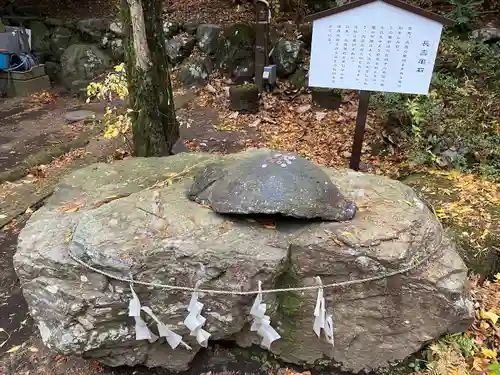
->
[0,12,312,91]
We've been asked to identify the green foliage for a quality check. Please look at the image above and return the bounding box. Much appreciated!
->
[372,33,500,178]
[408,358,428,372]
[445,0,483,31]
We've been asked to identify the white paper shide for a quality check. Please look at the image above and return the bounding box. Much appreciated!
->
[128,283,191,349]
[250,281,281,349]
[313,277,334,346]
[183,282,211,347]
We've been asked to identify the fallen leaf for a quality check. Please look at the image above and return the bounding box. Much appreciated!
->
[6,345,22,353]
[0,214,6,219]
[249,119,261,128]
[205,84,216,94]
[473,357,489,371]
[480,321,490,330]
[61,201,83,213]
[296,104,311,114]
[65,230,72,244]
[263,223,276,229]
[25,207,33,215]
[481,347,497,359]
[262,116,277,124]
[28,347,38,352]
[315,111,327,121]
[228,111,239,119]
[480,310,499,325]
[342,231,353,236]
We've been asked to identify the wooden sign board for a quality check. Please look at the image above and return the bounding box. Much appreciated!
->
[304,0,453,169]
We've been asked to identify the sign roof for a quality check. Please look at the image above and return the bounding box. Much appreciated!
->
[303,0,454,25]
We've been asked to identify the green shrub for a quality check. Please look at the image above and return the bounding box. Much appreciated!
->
[371,33,500,178]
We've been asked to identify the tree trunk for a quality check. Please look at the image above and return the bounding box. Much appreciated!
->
[121,0,179,157]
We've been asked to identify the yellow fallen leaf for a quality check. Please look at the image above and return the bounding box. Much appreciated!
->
[480,321,490,330]
[246,218,257,223]
[61,201,83,213]
[481,347,497,359]
[473,356,489,371]
[65,230,72,244]
[263,223,276,229]
[495,273,500,281]
[480,310,499,325]
[63,206,80,213]
[6,345,21,353]
[404,200,416,207]
[342,232,353,236]
[480,228,490,239]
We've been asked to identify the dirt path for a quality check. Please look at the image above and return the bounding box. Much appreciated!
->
[0,93,111,172]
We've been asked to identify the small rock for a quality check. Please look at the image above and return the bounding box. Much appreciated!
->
[29,20,51,58]
[50,26,75,59]
[271,38,304,77]
[60,44,112,88]
[163,21,180,39]
[229,84,259,113]
[77,18,110,41]
[44,61,62,82]
[166,35,196,65]
[343,151,352,158]
[315,111,327,121]
[470,27,500,43]
[437,148,460,168]
[289,66,308,90]
[298,23,313,49]
[101,36,124,61]
[196,24,221,54]
[178,57,212,88]
[65,110,96,122]
[230,59,254,84]
[183,22,199,35]
[109,21,124,36]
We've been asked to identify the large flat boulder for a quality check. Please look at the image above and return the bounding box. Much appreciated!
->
[14,149,473,373]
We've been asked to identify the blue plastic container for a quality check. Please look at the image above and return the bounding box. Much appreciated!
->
[0,50,9,70]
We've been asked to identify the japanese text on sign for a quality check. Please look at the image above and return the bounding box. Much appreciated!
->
[308,1,443,94]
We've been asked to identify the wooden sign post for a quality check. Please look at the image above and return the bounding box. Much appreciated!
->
[304,0,453,171]
[255,0,270,91]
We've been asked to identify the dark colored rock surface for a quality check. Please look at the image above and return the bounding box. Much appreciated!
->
[166,35,196,65]
[178,57,212,88]
[196,24,221,54]
[217,24,255,79]
[188,149,357,220]
[271,38,304,77]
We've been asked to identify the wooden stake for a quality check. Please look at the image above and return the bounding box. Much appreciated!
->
[349,90,371,171]
[255,1,269,91]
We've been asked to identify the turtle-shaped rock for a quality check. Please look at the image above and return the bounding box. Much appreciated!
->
[188,150,356,221]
